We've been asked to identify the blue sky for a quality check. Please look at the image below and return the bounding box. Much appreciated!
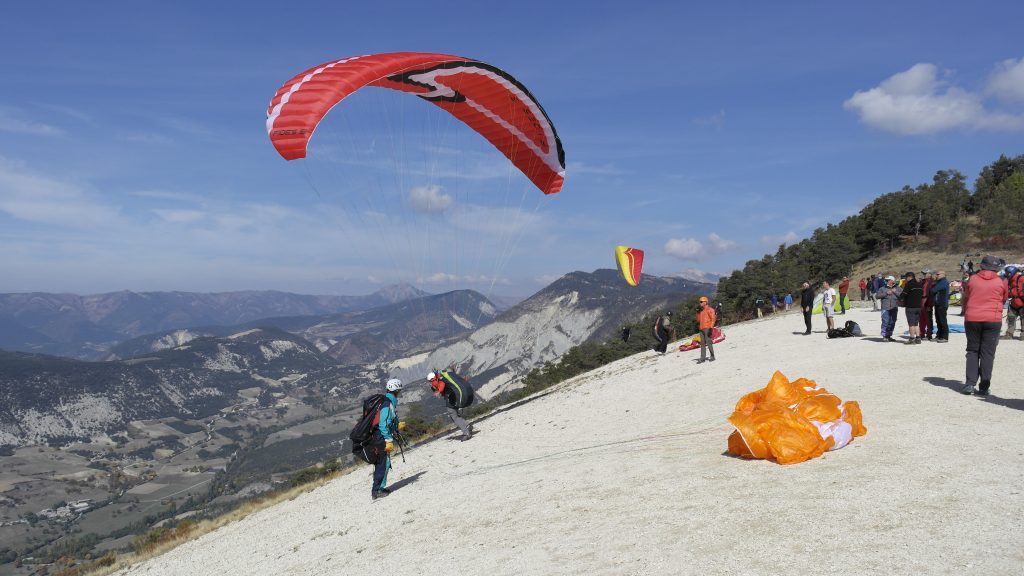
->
[1,2,1022,298]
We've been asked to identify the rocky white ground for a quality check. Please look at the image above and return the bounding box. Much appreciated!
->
[118,305,1024,576]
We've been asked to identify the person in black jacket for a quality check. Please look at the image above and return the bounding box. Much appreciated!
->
[902,272,924,344]
[929,270,951,342]
[800,281,814,335]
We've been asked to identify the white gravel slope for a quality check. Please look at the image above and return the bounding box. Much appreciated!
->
[118,306,1024,576]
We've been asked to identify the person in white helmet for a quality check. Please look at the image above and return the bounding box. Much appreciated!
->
[371,378,404,500]
[428,370,474,441]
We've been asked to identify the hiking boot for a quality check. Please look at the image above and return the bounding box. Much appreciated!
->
[459,435,472,442]
[372,490,390,500]
[1002,332,1014,340]
[936,338,948,343]
[978,381,991,396]
[709,357,716,362]
[960,384,977,396]
[696,359,706,364]
[914,337,922,344]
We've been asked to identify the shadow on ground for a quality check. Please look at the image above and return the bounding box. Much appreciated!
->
[388,471,425,492]
[923,376,1024,411]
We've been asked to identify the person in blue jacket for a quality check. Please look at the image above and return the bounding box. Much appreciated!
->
[928,270,951,342]
[372,378,404,500]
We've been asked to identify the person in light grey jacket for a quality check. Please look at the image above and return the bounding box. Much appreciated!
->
[876,275,902,341]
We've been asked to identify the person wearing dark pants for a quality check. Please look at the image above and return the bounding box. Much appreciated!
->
[930,271,950,342]
[961,256,1008,395]
[800,281,814,335]
[696,296,716,363]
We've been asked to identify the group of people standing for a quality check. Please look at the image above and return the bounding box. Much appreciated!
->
[872,269,950,344]
[805,255,1016,397]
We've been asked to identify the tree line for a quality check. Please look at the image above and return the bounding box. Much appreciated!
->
[716,154,1024,318]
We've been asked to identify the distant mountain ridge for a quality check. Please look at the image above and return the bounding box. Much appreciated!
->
[387,269,714,396]
[0,327,358,447]
[0,285,430,359]
[107,289,500,364]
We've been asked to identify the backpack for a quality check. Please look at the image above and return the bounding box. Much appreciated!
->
[439,371,475,409]
[827,328,854,339]
[1010,274,1024,310]
[843,320,863,337]
[349,394,390,464]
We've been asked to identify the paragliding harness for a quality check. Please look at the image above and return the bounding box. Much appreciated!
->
[349,394,407,465]
[1009,273,1024,312]
[435,370,475,410]
[653,315,672,353]
[827,320,863,339]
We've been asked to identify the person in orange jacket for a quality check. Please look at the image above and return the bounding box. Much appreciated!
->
[696,296,717,363]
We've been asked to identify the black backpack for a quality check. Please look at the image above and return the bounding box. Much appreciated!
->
[349,394,389,464]
[439,371,475,409]
[843,320,863,336]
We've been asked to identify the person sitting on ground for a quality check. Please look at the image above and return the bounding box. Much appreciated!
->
[696,296,717,364]
[428,370,474,441]
[961,256,1008,396]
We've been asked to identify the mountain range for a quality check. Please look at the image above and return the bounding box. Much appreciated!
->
[0,285,430,359]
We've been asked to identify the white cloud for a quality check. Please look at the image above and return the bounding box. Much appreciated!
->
[0,107,65,136]
[664,238,703,260]
[693,109,726,128]
[0,156,121,227]
[986,58,1024,103]
[565,161,629,176]
[407,184,453,213]
[759,231,801,248]
[844,62,1024,134]
[152,209,206,223]
[664,233,736,262]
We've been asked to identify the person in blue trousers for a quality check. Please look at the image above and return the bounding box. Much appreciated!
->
[372,378,404,500]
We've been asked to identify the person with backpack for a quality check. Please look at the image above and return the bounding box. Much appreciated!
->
[653,311,673,353]
[1004,265,1023,340]
[714,302,724,326]
[929,270,951,342]
[428,370,474,441]
[695,296,717,363]
[370,378,404,500]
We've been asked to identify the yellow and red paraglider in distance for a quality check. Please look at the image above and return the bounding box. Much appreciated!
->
[727,371,866,465]
[266,52,566,195]
[615,246,644,286]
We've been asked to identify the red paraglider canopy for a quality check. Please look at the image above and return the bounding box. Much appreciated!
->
[266,52,565,194]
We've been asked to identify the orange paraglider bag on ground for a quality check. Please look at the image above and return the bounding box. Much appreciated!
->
[727,371,866,464]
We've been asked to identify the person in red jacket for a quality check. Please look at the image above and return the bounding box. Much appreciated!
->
[961,255,1008,396]
[696,296,717,364]
[858,278,868,300]
[837,277,850,314]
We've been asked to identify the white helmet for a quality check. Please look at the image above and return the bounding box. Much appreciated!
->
[427,372,436,381]
[386,378,403,392]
